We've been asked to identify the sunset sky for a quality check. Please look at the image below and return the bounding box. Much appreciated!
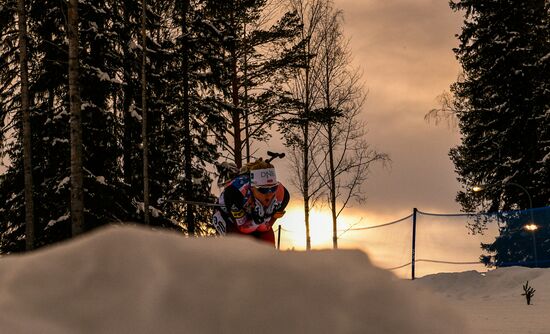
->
[0,0,463,217]
[0,0,474,273]
[339,0,463,214]
[276,0,465,219]
[274,0,479,269]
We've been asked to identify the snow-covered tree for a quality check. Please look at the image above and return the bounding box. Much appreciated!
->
[16,0,35,250]
[0,0,231,251]
[450,0,549,212]
[204,0,302,168]
[449,0,550,266]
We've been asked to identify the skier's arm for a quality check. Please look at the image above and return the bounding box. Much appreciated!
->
[278,187,290,214]
[265,187,290,226]
[222,186,244,217]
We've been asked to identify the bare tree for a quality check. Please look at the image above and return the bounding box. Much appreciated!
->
[315,4,388,249]
[17,0,34,250]
[141,0,150,225]
[285,0,327,250]
[68,0,84,236]
[424,90,460,129]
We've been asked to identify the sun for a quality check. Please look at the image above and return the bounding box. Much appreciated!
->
[275,204,350,250]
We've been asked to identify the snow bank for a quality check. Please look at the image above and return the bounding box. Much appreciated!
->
[414,267,550,334]
[415,267,548,298]
[0,225,469,334]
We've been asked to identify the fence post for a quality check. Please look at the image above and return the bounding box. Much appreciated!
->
[412,208,418,280]
[277,225,281,250]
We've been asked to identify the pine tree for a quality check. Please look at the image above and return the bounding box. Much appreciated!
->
[0,0,306,250]
[450,0,549,212]
[68,0,84,236]
[0,0,188,251]
[205,0,302,167]
[160,0,226,234]
[450,0,550,266]
[1,0,24,252]
[140,0,150,225]
[17,0,35,250]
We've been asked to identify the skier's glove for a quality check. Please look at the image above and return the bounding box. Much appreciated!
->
[231,209,245,219]
[231,209,247,226]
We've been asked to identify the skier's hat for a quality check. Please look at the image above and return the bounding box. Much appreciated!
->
[241,158,278,187]
[250,167,277,187]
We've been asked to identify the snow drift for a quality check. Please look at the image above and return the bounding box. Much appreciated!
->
[0,225,469,333]
[413,267,550,334]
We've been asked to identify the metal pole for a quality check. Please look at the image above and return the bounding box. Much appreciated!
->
[277,225,281,250]
[411,208,418,280]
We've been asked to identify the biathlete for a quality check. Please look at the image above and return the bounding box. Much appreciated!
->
[212,154,289,246]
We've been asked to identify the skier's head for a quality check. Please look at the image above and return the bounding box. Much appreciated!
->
[242,158,279,205]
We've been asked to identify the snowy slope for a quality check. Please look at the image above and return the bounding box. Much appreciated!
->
[414,267,550,334]
[0,225,469,334]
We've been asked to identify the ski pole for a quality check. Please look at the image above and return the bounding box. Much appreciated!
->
[157,198,226,208]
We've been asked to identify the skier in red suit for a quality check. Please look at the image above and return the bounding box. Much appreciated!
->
[213,158,290,246]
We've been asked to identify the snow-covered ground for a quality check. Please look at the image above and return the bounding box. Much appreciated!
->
[414,267,550,334]
[0,225,546,333]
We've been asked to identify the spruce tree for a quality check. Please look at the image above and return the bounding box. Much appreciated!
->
[17,0,35,250]
[450,0,550,266]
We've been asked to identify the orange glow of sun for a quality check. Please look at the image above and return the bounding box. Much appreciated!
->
[274,203,365,250]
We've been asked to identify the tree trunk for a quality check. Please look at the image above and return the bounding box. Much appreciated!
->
[181,0,194,234]
[231,49,242,168]
[122,0,135,186]
[324,43,337,248]
[141,0,150,224]
[230,8,242,168]
[68,0,84,236]
[243,23,250,163]
[303,35,312,250]
[17,0,35,250]
[327,123,337,249]
[303,121,311,250]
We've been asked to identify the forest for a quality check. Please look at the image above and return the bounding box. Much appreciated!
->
[0,0,386,252]
[1,0,549,269]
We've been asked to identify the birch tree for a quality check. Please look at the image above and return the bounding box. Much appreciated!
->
[315,4,388,249]
[283,0,327,250]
